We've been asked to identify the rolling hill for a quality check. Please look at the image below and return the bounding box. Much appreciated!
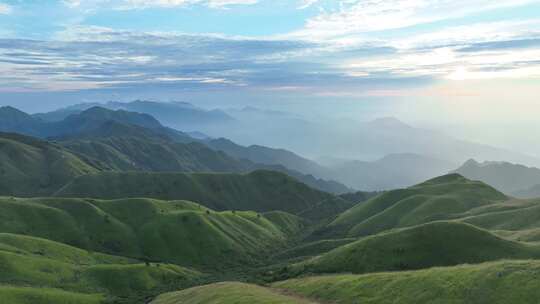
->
[0,232,203,304]
[325,174,507,238]
[0,197,306,268]
[295,221,540,275]
[274,260,540,304]
[53,170,352,219]
[151,282,315,304]
[0,132,102,196]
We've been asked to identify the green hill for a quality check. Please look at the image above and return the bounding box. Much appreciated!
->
[0,132,102,196]
[61,124,249,173]
[0,197,306,268]
[54,170,350,219]
[274,260,540,304]
[325,174,507,237]
[0,287,103,304]
[151,282,315,304]
[0,232,203,304]
[295,222,540,275]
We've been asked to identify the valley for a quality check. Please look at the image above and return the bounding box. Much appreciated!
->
[1,103,540,303]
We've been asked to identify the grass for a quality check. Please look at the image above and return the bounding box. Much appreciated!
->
[0,233,204,303]
[293,221,540,275]
[273,260,540,304]
[0,133,100,196]
[0,286,103,304]
[54,170,338,219]
[150,282,315,304]
[325,174,507,237]
[0,197,306,268]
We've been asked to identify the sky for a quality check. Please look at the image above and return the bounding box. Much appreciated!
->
[0,0,540,153]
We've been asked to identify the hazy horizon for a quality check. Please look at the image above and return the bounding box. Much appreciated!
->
[1,0,540,157]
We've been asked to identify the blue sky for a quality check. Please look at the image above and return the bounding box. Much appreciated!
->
[0,0,540,144]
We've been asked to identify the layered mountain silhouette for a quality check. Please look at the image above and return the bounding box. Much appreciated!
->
[454,159,540,198]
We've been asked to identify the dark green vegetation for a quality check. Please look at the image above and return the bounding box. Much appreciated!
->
[454,159,540,198]
[0,132,102,196]
[54,170,351,219]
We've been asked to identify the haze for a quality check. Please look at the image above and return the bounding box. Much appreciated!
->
[1,0,539,156]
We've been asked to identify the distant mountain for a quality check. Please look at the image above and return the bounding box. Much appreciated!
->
[205,137,329,178]
[0,106,350,194]
[0,106,44,137]
[0,106,194,142]
[60,121,250,173]
[35,100,235,130]
[512,185,540,199]
[326,153,456,191]
[454,159,540,198]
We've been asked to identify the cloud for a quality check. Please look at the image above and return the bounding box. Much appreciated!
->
[290,0,540,40]
[0,3,12,14]
[63,0,259,10]
[298,0,319,9]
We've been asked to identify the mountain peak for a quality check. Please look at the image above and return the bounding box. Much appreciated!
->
[368,117,410,129]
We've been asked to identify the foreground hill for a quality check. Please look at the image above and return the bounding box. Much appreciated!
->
[274,260,540,304]
[0,132,102,196]
[54,170,351,219]
[0,197,305,268]
[295,222,540,275]
[0,233,203,304]
[454,159,540,198]
[324,174,507,237]
[151,282,315,304]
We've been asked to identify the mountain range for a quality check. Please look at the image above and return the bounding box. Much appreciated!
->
[0,106,351,195]
[454,159,540,198]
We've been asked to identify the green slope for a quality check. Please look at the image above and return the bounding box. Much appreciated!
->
[326,174,507,237]
[0,286,103,304]
[0,133,101,196]
[60,121,249,173]
[295,222,540,275]
[274,260,540,304]
[0,197,306,268]
[54,170,349,219]
[0,233,203,303]
[151,282,315,304]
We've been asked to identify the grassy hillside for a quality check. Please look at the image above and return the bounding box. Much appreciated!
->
[274,260,540,304]
[54,170,348,219]
[325,174,507,237]
[0,233,203,304]
[0,197,306,268]
[0,286,103,304]
[151,282,315,304]
[0,132,102,196]
[294,222,540,275]
[62,130,249,173]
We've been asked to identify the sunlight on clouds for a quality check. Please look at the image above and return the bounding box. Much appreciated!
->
[0,3,11,14]
[290,0,540,40]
